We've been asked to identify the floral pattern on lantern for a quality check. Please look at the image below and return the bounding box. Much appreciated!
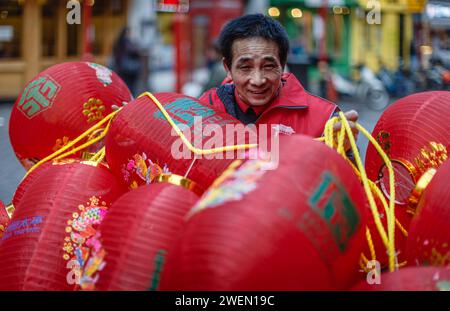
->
[190,159,268,216]
[121,152,170,189]
[87,63,113,86]
[63,196,109,289]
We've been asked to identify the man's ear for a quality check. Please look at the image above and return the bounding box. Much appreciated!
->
[222,57,232,79]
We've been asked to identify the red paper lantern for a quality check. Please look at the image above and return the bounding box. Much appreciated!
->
[352,266,450,291]
[0,160,125,290]
[365,91,450,206]
[86,181,199,291]
[105,92,253,191]
[9,62,132,170]
[364,91,450,267]
[405,159,450,268]
[159,135,368,290]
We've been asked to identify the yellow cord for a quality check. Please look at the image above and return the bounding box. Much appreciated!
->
[25,109,120,177]
[323,112,397,272]
[89,146,106,164]
[337,120,347,156]
[355,122,396,272]
[395,218,408,237]
[359,253,370,272]
[338,113,390,244]
[366,227,376,261]
[347,160,408,236]
[397,261,408,269]
[53,117,113,162]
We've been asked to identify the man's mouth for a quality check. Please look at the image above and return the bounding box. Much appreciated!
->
[249,89,267,95]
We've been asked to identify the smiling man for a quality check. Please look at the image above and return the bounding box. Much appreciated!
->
[199,14,358,146]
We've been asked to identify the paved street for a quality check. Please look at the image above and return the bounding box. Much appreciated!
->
[0,98,386,204]
[0,102,26,204]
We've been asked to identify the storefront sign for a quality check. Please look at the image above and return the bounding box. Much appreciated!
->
[155,0,189,13]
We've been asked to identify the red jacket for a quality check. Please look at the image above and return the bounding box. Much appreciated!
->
[199,73,338,138]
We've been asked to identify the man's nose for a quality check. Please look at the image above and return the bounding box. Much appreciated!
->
[249,70,266,86]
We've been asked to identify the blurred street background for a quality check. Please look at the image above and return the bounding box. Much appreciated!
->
[0,0,449,203]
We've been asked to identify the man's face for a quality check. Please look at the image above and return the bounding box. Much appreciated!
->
[225,37,283,107]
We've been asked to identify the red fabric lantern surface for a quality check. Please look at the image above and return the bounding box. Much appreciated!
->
[0,200,9,239]
[12,162,54,208]
[363,91,450,268]
[9,62,132,170]
[159,135,368,290]
[90,182,199,291]
[105,92,253,192]
[351,267,450,291]
[0,160,125,290]
[405,159,450,268]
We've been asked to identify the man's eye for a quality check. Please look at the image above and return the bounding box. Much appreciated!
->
[239,66,250,71]
[264,64,276,70]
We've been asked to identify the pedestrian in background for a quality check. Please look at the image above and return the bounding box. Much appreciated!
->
[202,40,227,93]
[112,27,141,96]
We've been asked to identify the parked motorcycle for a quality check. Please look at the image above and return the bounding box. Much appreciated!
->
[331,65,390,111]
[378,64,416,98]
[377,65,396,96]
[427,58,450,90]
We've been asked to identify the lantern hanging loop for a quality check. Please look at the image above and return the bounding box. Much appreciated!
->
[25,108,121,177]
[138,92,258,155]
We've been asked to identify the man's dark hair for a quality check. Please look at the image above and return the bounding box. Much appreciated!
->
[218,14,290,69]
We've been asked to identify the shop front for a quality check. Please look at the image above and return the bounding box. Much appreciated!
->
[269,0,357,87]
[0,0,128,99]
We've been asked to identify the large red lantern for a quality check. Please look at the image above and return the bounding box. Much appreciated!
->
[0,160,125,290]
[9,62,132,170]
[104,92,254,192]
[363,91,450,268]
[84,180,199,291]
[405,159,450,268]
[366,91,450,207]
[352,267,450,291]
[159,135,368,290]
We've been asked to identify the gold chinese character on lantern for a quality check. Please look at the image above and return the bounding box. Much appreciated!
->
[414,142,448,177]
[52,136,71,152]
[83,98,105,123]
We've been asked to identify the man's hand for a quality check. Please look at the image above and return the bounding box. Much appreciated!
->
[332,109,359,151]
